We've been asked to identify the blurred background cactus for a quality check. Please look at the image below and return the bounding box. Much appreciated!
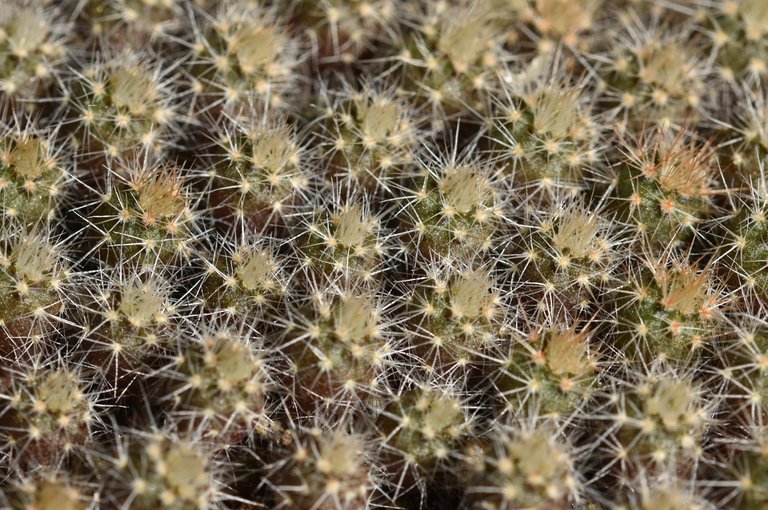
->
[2,0,768,508]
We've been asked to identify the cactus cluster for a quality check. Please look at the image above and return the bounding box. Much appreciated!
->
[4,0,768,508]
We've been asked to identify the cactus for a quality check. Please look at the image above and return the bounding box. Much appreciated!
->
[161,324,275,444]
[1,470,93,510]
[718,169,768,300]
[0,3,68,109]
[614,252,724,364]
[75,159,200,269]
[516,197,619,323]
[201,114,309,235]
[463,420,582,509]
[263,424,380,509]
[65,51,182,165]
[722,310,768,421]
[282,0,399,65]
[491,325,598,420]
[0,122,69,226]
[608,130,717,251]
[278,283,398,414]
[101,427,224,510]
[294,189,394,283]
[198,235,288,317]
[596,363,719,495]
[715,85,768,183]
[488,67,600,195]
[72,266,185,392]
[0,358,96,468]
[619,472,714,510]
[705,0,768,83]
[184,1,300,113]
[727,424,768,509]
[596,15,706,130]
[397,152,507,258]
[76,0,184,49]
[406,256,504,372]
[522,0,602,49]
[376,380,473,485]
[392,1,509,119]
[0,225,68,357]
[312,82,420,191]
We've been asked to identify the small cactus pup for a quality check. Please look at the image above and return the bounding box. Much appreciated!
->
[161,323,276,445]
[2,469,94,510]
[598,363,719,495]
[375,379,473,498]
[278,283,398,414]
[615,252,724,364]
[406,256,505,373]
[0,225,69,357]
[491,324,598,421]
[718,168,768,299]
[312,82,419,191]
[518,0,603,51]
[706,0,768,82]
[76,159,200,269]
[727,424,768,509]
[597,16,706,130]
[0,2,68,108]
[609,130,717,251]
[103,427,226,510]
[201,114,309,235]
[185,1,300,113]
[65,50,182,166]
[462,420,582,510]
[489,65,600,196]
[73,266,184,394]
[262,424,380,509]
[0,357,97,468]
[618,471,714,510]
[397,150,507,258]
[516,198,618,323]
[294,189,394,284]
[721,311,768,421]
[393,1,509,119]
[0,121,69,226]
[198,235,288,318]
